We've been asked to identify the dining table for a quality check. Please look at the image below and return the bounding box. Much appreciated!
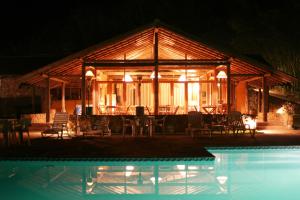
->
[202,105,217,114]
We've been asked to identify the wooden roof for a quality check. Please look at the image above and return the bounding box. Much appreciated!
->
[18,21,297,88]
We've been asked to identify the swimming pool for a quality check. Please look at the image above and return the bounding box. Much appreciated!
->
[1,147,300,200]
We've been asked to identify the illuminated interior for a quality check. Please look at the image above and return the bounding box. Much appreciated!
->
[94,66,227,115]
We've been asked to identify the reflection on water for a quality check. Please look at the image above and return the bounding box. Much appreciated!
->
[1,149,300,200]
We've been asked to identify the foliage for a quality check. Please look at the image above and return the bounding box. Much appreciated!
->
[283,102,295,115]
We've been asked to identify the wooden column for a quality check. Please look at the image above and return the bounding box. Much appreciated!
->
[123,82,127,106]
[170,82,174,107]
[92,79,95,114]
[184,82,188,113]
[81,64,86,115]
[94,80,98,114]
[262,76,269,122]
[31,86,36,113]
[258,88,262,112]
[46,78,50,123]
[154,29,159,115]
[226,63,231,114]
[61,82,66,112]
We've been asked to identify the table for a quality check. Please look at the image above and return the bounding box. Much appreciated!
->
[131,116,155,137]
[202,106,217,114]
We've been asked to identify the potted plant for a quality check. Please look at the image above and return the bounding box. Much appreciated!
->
[282,102,295,128]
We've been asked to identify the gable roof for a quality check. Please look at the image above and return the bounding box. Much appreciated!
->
[18,20,297,88]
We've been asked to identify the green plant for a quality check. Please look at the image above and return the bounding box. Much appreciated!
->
[283,102,295,115]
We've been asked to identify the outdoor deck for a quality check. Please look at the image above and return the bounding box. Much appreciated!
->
[1,131,300,160]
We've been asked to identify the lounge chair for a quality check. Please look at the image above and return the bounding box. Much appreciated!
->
[41,112,69,139]
[185,111,212,137]
[226,111,253,136]
[81,116,111,137]
[153,115,167,134]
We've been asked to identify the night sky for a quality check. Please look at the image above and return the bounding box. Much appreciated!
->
[0,0,299,75]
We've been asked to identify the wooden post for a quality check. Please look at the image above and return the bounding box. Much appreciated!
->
[46,78,50,123]
[226,63,231,114]
[92,78,96,114]
[123,82,127,106]
[81,64,86,115]
[154,29,159,115]
[170,82,174,107]
[258,88,262,112]
[184,82,188,113]
[262,76,269,122]
[31,86,36,113]
[94,80,98,114]
[61,82,66,112]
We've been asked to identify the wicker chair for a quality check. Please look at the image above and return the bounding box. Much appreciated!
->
[185,111,212,137]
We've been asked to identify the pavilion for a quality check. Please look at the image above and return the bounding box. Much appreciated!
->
[18,21,296,123]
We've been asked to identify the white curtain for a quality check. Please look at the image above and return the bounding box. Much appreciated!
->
[141,83,153,108]
[159,83,171,105]
[126,83,136,106]
[174,83,184,107]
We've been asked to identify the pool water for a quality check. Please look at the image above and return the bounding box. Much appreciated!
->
[1,148,300,200]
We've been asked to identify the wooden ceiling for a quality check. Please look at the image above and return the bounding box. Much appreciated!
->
[18,22,296,89]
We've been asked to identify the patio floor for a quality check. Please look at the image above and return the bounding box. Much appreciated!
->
[1,130,300,160]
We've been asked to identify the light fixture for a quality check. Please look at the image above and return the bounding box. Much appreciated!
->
[125,165,134,177]
[150,71,161,79]
[123,74,133,82]
[85,70,95,78]
[216,176,228,185]
[276,106,285,114]
[86,170,94,186]
[176,165,186,170]
[85,69,95,115]
[178,74,186,81]
[150,177,162,184]
[216,71,227,79]
[188,166,199,170]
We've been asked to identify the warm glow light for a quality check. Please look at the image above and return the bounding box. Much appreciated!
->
[188,166,199,170]
[216,71,227,79]
[85,70,95,77]
[216,176,228,185]
[123,74,133,82]
[125,171,132,177]
[86,177,93,186]
[176,165,186,170]
[276,106,285,114]
[150,71,161,79]
[243,116,257,129]
[178,74,186,81]
[180,171,187,176]
[125,166,134,177]
[98,166,104,171]
[150,177,162,184]
[126,166,134,171]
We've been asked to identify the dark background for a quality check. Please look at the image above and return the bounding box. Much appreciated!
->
[0,0,299,76]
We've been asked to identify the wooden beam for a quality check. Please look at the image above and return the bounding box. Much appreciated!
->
[83,59,229,67]
[240,76,264,83]
[41,74,69,83]
[231,74,264,77]
[159,59,230,66]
